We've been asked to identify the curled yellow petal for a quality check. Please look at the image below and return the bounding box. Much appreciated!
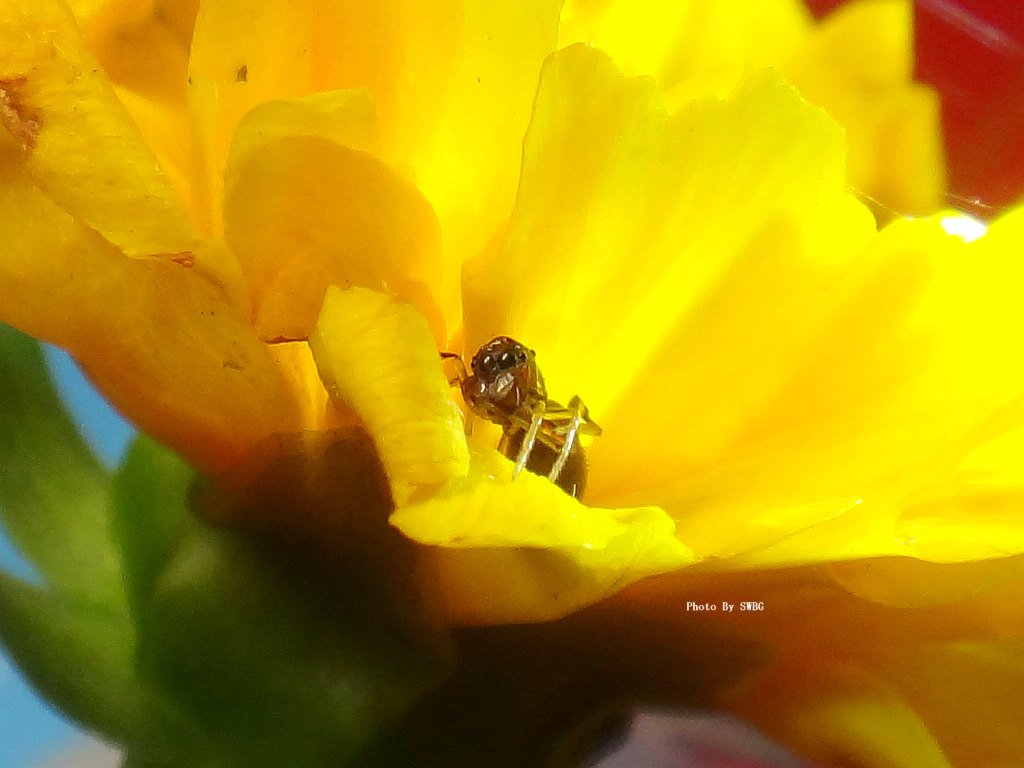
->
[310,285,469,503]
[0,0,198,255]
[71,0,196,210]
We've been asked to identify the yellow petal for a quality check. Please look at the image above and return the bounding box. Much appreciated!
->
[0,0,198,255]
[309,285,469,502]
[871,641,1024,767]
[465,46,856,411]
[880,206,1024,562]
[308,0,562,324]
[826,555,1024,610]
[223,97,445,344]
[226,90,382,162]
[392,445,695,625]
[781,0,946,215]
[468,46,1017,568]
[463,47,875,553]
[726,661,952,768]
[109,86,193,216]
[724,637,1024,767]
[187,0,314,233]
[0,159,300,473]
[559,0,813,97]
[612,215,1024,565]
[266,340,357,434]
[69,0,198,51]
[70,0,197,217]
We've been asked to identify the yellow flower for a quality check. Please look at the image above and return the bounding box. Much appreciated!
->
[3,1,1023,766]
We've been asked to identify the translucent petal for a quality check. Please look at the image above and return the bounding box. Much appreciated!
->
[309,0,562,323]
[69,0,198,51]
[0,161,300,473]
[222,92,446,344]
[559,0,813,95]
[781,0,946,215]
[463,47,874,550]
[111,86,194,218]
[882,206,1024,561]
[466,46,1023,567]
[0,0,198,255]
[464,46,856,412]
[560,0,945,216]
[605,215,1024,564]
[226,90,382,162]
[187,0,315,233]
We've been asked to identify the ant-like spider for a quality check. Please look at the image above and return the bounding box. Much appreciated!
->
[442,337,601,499]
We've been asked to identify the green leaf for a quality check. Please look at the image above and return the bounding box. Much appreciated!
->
[0,323,122,610]
[116,429,453,768]
[109,435,195,619]
[0,571,207,763]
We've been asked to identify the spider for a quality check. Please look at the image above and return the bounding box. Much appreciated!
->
[442,336,601,499]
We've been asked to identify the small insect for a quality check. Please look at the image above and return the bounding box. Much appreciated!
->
[442,337,601,499]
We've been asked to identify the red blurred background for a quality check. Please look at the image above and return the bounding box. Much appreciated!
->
[806,0,1024,218]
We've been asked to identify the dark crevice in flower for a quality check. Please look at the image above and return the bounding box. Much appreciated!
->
[351,601,767,768]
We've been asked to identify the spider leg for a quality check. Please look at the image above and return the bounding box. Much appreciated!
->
[542,397,602,439]
[512,402,546,478]
[439,351,468,387]
[548,396,584,484]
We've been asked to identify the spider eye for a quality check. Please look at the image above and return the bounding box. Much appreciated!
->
[498,351,518,369]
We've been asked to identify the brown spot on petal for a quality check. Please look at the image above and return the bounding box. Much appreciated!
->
[0,77,42,152]
[169,251,197,268]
